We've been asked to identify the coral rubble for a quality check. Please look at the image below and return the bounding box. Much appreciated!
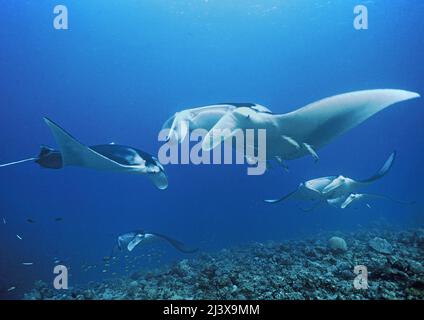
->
[24,228,424,300]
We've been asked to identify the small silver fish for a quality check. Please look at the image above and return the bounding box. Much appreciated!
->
[7,286,16,292]
[2,217,6,225]
[22,262,34,266]
[16,234,22,240]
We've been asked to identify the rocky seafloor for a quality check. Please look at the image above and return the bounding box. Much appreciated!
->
[24,227,424,300]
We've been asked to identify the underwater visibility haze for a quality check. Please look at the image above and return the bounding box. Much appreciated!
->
[0,0,423,300]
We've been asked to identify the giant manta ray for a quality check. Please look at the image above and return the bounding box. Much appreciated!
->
[163,89,420,164]
[264,151,415,210]
[0,118,169,190]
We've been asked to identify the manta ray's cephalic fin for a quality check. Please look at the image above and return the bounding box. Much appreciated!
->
[127,236,143,252]
[147,172,168,190]
[322,175,347,194]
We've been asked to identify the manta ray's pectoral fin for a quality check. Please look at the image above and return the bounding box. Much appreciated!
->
[358,151,396,184]
[43,117,126,171]
[302,143,319,162]
[340,194,360,209]
[274,90,420,160]
[198,90,420,159]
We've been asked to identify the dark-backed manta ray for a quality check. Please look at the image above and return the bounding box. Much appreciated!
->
[117,230,198,254]
[187,89,419,164]
[264,151,414,210]
[0,118,168,190]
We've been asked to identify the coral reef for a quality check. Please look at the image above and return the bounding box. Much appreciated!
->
[369,237,393,254]
[24,228,424,300]
[328,236,348,252]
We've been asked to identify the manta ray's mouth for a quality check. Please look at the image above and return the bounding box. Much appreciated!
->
[147,170,168,190]
[322,177,345,194]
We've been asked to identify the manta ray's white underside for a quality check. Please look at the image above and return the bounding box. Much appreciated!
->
[163,89,420,162]
[264,151,413,209]
[265,177,409,210]
[127,233,157,252]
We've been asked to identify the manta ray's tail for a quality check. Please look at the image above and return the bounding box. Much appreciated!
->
[0,145,62,169]
[109,244,122,259]
[152,233,198,254]
[264,189,298,204]
[0,157,38,168]
[359,151,396,183]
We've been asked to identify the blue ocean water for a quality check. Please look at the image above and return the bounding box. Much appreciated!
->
[0,0,423,299]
